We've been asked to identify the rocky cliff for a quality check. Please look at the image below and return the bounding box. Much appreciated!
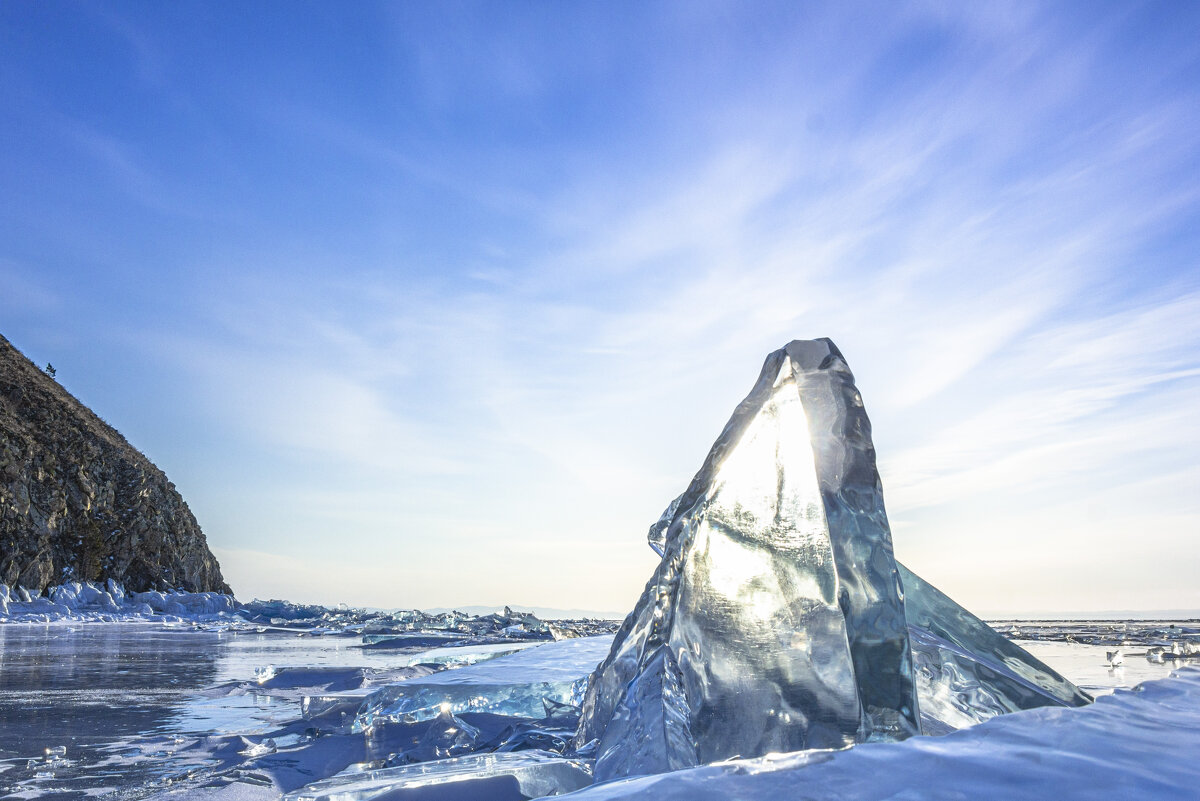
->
[0,334,230,594]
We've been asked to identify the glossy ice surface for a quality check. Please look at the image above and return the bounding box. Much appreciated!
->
[899,563,1091,732]
[579,340,919,781]
[0,623,380,798]
[0,622,611,799]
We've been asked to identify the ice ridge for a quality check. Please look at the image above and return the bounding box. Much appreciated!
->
[580,338,1089,783]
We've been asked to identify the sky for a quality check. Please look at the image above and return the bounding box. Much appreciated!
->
[1,1,1198,616]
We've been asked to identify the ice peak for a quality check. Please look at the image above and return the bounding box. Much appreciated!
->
[583,337,1091,783]
[782,337,842,370]
[580,337,920,781]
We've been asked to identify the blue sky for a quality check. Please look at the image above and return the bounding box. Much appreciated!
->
[2,2,1198,614]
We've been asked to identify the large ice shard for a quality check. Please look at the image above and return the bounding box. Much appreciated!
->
[898,563,1091,731]
[578,339,921,782]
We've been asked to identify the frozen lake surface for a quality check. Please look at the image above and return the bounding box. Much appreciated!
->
[0,622,605,799]
[0,625,392,798]
[0,619,1196,799]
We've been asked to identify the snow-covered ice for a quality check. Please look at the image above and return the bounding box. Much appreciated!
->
[557,667,1200,801]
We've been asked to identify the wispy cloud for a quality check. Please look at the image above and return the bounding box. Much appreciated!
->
[4,3,1198,612]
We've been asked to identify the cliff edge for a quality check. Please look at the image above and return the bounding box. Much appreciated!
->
[0,334,230,594]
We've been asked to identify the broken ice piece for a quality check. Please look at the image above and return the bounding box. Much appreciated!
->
[388,703,484,765]
[403,641,538,668]
[255,665,278,684]
[284,750,593,801]
[303,689,375,721]
[238,737,277,757]
[44,746,66,758]
[899,562,1090,732]
[354,636,612,730]
[549,623,582,640]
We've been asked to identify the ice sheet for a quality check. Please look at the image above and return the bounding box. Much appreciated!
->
[354,636,614,729]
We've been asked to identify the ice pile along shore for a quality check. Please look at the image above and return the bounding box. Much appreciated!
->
[0,580,615,645]
[0,578,240,619]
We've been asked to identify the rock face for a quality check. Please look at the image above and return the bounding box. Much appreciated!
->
[0,334,230,594]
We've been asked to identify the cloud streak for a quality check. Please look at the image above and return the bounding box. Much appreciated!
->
[2,3,1198,613]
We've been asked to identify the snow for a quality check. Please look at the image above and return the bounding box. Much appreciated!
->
[560,667,1200,800]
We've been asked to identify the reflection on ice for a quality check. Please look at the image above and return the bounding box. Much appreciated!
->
[404,641,541,668]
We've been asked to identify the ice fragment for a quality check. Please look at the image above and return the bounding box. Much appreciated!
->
[355,636,612,730]
[899,563,1091,731]
[284,750,593,801]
